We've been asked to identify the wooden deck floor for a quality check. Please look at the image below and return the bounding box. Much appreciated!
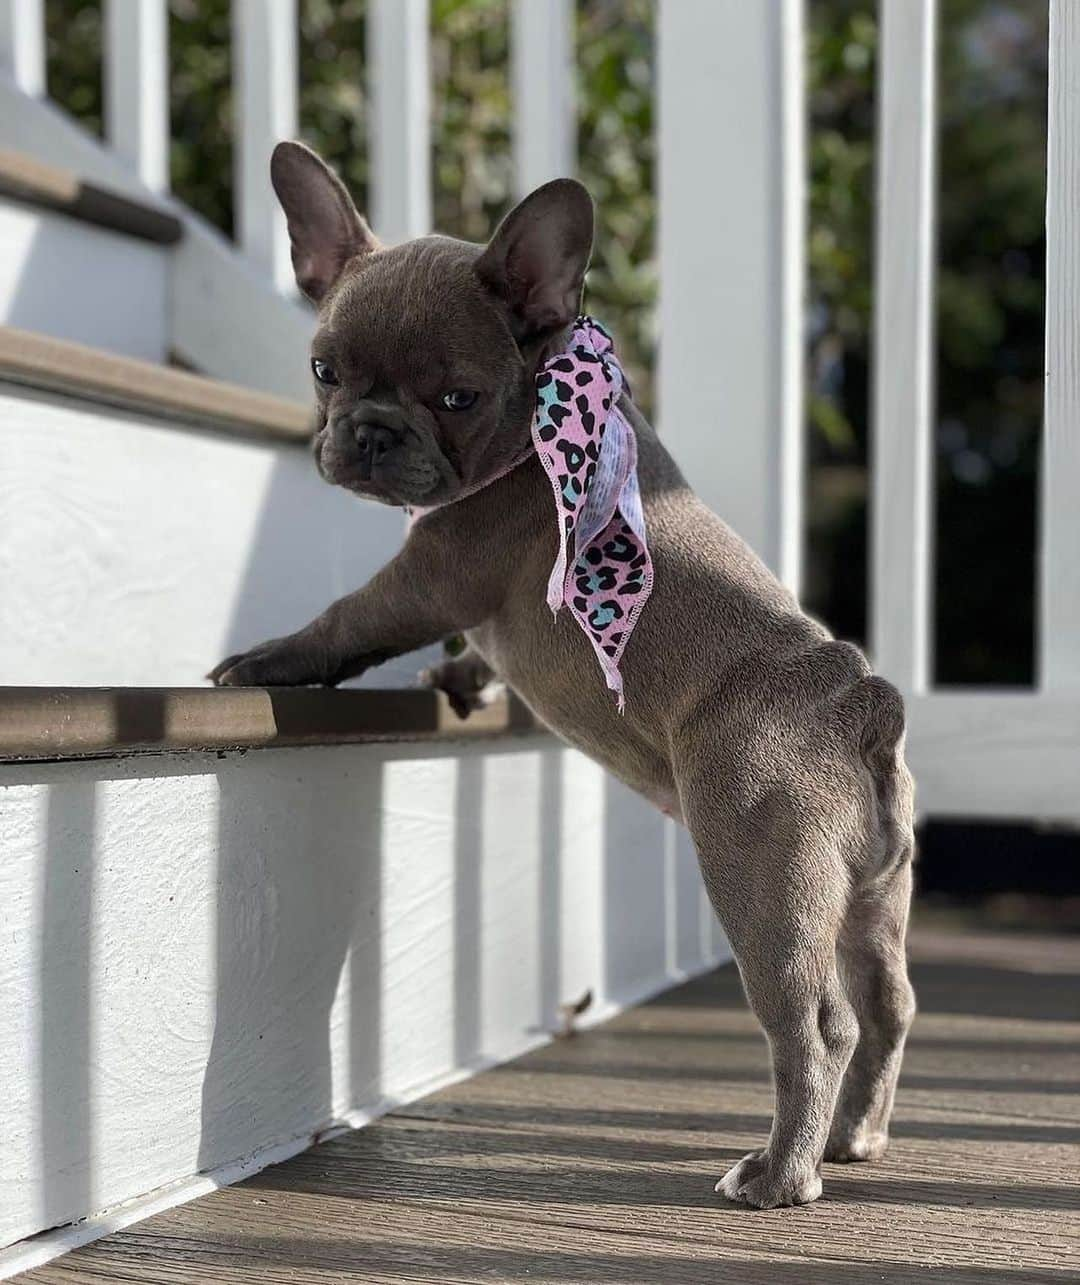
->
[22,927,1080,1284]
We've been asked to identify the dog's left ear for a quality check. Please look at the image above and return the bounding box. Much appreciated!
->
[476,178,594,340]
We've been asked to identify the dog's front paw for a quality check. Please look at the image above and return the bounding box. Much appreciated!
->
[209,635,326,688]
[716,1151,822,1209]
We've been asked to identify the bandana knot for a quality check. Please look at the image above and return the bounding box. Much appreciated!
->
[532,316,653,711]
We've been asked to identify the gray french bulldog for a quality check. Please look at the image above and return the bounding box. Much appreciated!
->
[211,141,916,1209]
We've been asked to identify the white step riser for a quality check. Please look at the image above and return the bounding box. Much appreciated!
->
[0,384,429,690]
[1,742,725,1256]
[0,198,168,364]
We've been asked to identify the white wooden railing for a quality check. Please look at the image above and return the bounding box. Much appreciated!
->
[0,0,1077,821]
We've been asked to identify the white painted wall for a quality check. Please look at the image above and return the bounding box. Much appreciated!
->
[0,740,724,1254]
[0,384,424,688]
[0,198,168,363]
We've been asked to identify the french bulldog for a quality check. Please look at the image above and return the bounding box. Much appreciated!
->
[211,141,916,1209]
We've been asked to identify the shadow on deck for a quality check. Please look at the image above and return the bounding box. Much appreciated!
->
[22,926,1080,1283]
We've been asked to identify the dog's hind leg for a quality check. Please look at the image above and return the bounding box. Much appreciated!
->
[825,676,916,1162]
[687,790,858,1208]
[826,859,915,1162]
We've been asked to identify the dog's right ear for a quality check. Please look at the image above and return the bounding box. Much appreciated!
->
[270,141,378,303]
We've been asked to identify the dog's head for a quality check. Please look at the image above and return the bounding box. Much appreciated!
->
[271,141,594,508]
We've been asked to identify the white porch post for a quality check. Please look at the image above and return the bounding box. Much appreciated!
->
[511,0,575,195]
[368,0,432,243]
[870,0,938,695]
[1040,0,1080,692]
[0,0,45,96]
[657,0,806,593]
[232,0,298,293]
[104,0,170,193]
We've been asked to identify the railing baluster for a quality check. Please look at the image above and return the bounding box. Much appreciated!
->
[511,0,574,195]
[368,0,431,243]
[104,0,170,192]
[871,0,937,693]
[0,0,45,96]
[232,0,298,293]
[1040,0,1080,693]
[657,0,805,593]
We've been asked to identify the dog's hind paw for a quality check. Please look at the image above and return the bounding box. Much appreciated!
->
[420,653,500,720]
[824,1129,889,1163]
[716,1151,822,1209]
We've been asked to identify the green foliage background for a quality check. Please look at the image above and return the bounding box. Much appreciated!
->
[44,0,1047,685]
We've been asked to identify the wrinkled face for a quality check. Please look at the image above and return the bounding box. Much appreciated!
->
[270,141,594,509]
[310,239,533,508]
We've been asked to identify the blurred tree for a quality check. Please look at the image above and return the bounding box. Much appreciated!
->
[804,0,1046,687]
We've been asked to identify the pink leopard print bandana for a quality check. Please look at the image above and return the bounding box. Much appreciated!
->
[532,317,653,710]
[409,317,653,710]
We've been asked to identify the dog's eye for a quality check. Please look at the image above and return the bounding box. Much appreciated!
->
[441,389,478,412]
[312,358,339,386]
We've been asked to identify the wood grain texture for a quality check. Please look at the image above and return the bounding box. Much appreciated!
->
[0,145,180,245]
[1040,1,1080,692]
[0,326,308,438]
[20,927,1080,1283]
[0,686,538,761]
[871,0,937,693]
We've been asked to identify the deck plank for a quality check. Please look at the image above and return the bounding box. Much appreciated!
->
[20,928,1080,1283]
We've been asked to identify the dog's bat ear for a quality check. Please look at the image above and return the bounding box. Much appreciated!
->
[476,178,594,341]
[270,141,378,303]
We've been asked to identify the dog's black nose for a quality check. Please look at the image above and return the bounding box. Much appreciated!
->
[354,424,399,479]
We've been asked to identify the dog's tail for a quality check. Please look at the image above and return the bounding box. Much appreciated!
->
[852,675,914,880]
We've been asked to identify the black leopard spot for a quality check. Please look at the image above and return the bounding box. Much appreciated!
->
[588,600,624,631]
[537,422,557,442]
[602,644,618,658]
[536,371,553,390]
[575,371,594,386]
[603,534,637,563]
[556,441,586,472]
[558,474,582,509]
[549,404,571,428]
[575,566,617,595]
[550,358,575,373]
[584,546,602,566]
[581,411,596,434]
[572,595,587,612]
[555,379,573,401]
